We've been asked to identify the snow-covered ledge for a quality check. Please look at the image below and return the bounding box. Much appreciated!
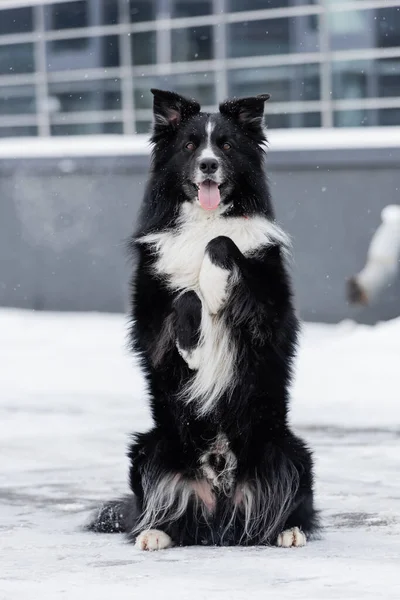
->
[1,127,400,159]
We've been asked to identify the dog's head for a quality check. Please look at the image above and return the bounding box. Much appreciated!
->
[150,89,270,214]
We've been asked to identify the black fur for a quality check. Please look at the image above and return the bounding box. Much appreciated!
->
[87,89,320,547]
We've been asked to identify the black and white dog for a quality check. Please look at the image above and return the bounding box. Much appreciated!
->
[88,89,319,550]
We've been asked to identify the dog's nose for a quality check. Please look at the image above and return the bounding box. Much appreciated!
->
[199,158,219,174]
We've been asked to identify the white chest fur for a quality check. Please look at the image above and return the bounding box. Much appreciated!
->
[138,202,288,414]
[138,202,288,293]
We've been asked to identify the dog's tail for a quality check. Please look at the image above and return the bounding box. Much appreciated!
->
[86,495,140,534]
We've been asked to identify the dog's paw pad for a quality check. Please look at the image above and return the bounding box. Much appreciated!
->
[277,527,306,548]
[135,529,173,551]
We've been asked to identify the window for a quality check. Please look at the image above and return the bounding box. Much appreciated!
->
[47,79,121,113]
[135,120,152,134]
[267,112,321,129]
[0,8,33,35]
[377,7,400,49]
[228,17,318,58]
[333,58,400,100]
[229,64,320,102]
[0,126,37,137]
[0,43,34,75]
[131,32,157,66]
[332,61,369,100]
[129,0,156,23]
[334,108,400,128]
[50,122,123,135]
[229,0,314,11]
[45,1,89,31]
[46,36,120,70]
[171,26,213,62]
[329,8,400,52]
[134,72,215,111]
[0,86,36,115]
[378,58,400,98]
[172,1,213,18]
[102,0,119,25]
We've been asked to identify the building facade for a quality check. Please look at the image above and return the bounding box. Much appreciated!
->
[1,0,400,137]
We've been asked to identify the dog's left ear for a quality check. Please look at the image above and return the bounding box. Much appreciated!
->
[151,89,201,131]
[219,94,270,134]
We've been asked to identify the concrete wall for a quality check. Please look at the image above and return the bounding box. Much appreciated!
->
[1,145,399,323]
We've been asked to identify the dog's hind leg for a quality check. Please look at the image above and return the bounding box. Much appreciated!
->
[174,290,202,370]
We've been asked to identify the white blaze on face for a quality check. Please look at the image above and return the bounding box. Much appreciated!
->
[198,120,217,162]
[197,119,221,211]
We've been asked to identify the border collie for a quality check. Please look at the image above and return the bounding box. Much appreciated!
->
[88,89,319,550]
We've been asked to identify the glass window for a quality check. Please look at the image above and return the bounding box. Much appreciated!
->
[333,58,400,100]
[0,43,34,75]
[171,26,213,62]
[378,58,400,98]
[46,36,120,70]
[51,122,123,135]
[129,0,156,22]
[378,108,400,126]
[45,1,88,30]
[229,64,320,102]
[0,7,33,35]
[0,85,36,115]
[102,0,119,25]
[47,79,121,113]
[228,16,318,58]
[134,72,215,110]
[334,110,369,127]
[332,60,369,100]
[335,108,400,128]
[377,7,400,48]
[172,1,213,18]
[229,0,316,11]
[329,8,400,52]
[135,120,152,134]
[131,31,156,66]
[267,112,321,129]
[0,126,37,137]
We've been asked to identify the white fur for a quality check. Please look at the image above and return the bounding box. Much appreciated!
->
[277,527,306,548]
[176,342,202,370]
[138,203,289,414]
[198,120,217,161]
[199,254,232,315]
[135,529,173,551]
[181,306,236,415]
[138,203,288,294]
[133,471,215,535]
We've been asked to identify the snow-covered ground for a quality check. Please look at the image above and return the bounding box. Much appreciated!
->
[1,309,399,599]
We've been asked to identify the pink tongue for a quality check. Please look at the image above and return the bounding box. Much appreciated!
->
[198,181,221,210]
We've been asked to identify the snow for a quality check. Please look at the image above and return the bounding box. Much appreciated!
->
[1,126,400,158]
[1,309,400,599]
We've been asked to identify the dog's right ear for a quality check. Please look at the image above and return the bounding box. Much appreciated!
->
[151,89,201,132]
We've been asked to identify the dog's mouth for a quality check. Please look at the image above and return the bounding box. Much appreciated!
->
[192,180,225,211]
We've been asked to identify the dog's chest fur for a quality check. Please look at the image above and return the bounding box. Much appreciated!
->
[138,202,287,293]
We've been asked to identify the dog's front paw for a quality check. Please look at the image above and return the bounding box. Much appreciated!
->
[135,529,173,551]
[276,527,306,548]
[199,237,239,314]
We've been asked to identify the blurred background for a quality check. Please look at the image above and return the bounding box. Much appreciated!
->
[0,0,399,321]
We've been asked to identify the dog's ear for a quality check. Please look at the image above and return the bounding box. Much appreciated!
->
[219,94,270,134]
[151,89,201,131]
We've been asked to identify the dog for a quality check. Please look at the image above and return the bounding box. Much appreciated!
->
[87,89,319,550]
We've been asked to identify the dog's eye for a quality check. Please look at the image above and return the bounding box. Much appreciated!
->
[185,142,196,151]
[222,142,231,151]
